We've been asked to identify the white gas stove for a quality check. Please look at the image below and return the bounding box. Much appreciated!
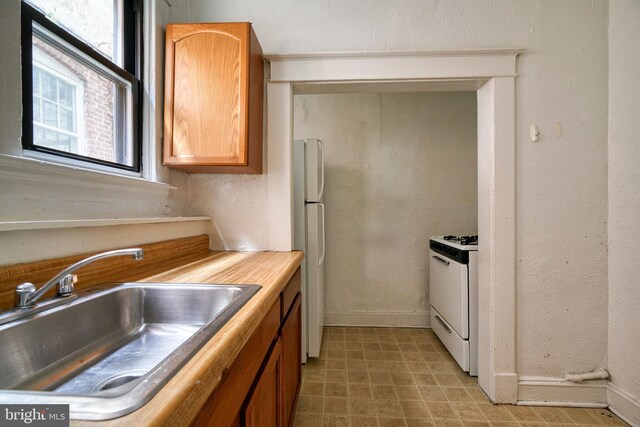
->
[429,235,478,376]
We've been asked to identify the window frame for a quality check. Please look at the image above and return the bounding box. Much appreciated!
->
[20,0,143,173]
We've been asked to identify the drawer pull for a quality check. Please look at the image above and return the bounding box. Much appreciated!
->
[432,255,450,266]
[434,315,452,334]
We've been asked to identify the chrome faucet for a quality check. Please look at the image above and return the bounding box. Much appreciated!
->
[14,248,144,309]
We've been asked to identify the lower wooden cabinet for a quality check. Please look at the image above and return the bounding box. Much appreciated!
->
[192,300,280,427]
[244,338,283,427]
[282,295,302,426]
[192,268,301,427]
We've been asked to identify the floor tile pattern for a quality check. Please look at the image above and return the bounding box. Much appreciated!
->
[294,327,627,427]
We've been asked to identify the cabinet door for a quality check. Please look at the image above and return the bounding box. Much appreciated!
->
[191,300,280,427]
[282,294,301,427]
[164,23,263,173]
[244,338,283,427]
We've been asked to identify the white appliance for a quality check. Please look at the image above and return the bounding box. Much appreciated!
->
[429,235,478,376]
[293,139,326,361]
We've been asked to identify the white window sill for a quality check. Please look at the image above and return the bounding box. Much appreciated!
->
[0,216,210,233]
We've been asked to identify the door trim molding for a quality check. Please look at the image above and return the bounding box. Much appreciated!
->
[266,49,521,403]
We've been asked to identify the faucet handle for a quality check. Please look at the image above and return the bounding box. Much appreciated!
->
[14,283,36,308]
[56,274,77,297]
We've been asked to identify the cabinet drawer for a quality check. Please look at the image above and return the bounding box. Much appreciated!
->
[431,307,469,372]
[281,268,301,321]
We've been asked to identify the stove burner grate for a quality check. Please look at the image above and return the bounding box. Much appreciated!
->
[443,235,478,245]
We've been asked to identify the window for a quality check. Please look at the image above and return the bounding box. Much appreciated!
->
[21,0,142,172]
[33,50,83,154]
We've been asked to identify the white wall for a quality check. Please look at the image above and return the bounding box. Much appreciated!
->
[608,1,640,423]
[190,174,268,250]
[0,218,211,264]
[293,92,477,326]
[187,0,609,382]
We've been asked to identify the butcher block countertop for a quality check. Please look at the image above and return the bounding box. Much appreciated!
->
[72,250,304,427]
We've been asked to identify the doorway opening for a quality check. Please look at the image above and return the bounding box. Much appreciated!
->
[294,90,477,326]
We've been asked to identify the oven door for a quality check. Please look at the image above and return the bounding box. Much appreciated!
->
[429,249,469,339]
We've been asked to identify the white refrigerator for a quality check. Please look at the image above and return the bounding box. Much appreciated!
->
[293,139,325,362]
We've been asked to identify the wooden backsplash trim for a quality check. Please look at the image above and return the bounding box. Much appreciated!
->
[0,234,210,310]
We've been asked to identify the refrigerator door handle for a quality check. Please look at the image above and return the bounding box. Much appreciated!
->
[317,139,325,201]
[318,202,326,265]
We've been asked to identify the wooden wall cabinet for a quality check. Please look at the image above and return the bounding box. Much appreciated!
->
[163,22,263,174]
[192,268,301,427]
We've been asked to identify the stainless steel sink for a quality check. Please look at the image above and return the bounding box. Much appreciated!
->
[0,282,261,420]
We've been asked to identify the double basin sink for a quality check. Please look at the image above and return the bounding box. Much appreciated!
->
[0,282,261,420]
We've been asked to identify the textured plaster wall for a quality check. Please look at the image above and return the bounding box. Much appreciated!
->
[293,92,477,323]
[608,0,640,416]
[190,174,267,250]
[187,0,609,379]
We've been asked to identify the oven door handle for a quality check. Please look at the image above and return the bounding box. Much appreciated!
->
[434,315,452,334]
[432,255,450,266]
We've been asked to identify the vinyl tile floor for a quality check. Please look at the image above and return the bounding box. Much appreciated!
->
[293,327,627,427]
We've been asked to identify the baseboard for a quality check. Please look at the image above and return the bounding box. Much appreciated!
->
[324,310,430,328]
[517,376,608,406]
[494,373,519,404]
[518,379,640,424]
[608,382,640,426]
